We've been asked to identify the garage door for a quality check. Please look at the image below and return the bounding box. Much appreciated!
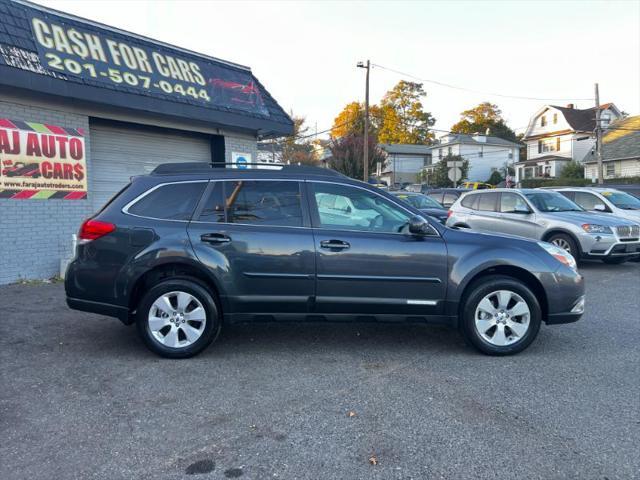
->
[90,121,211,209]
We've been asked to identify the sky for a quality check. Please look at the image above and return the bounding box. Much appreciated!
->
[36,0,640,138]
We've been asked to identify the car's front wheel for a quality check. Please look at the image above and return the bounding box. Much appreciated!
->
[460,275,542,355]
[547,233,580,262]
[136,278,221,358]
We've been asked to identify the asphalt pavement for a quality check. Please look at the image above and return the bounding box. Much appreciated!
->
[1,261,639,480]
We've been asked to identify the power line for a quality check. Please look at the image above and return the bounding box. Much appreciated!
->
[372,63,594,102]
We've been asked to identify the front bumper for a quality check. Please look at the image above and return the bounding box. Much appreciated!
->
[542,267,585,324]
[578,233,640,258]
[546,295,585,324]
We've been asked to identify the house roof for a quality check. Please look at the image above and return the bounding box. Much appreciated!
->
[432,133,521,148]
[0,0,293,137]
[582,115,640,164]
[379,144,432,155]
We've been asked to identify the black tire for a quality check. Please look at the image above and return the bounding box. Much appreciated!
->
[547,233,580,262]
[602,257,628,265]
[459,275,542,356]
[135,278,221,358]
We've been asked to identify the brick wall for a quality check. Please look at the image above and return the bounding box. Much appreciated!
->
[0,98,92,284]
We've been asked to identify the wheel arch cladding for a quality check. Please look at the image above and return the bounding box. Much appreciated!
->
[127,261,226,321]
[458,265,549,320]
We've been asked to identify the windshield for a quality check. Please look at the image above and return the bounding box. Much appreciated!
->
[601,191,640,210]
[394,193,443,209]
[525,192,583,212]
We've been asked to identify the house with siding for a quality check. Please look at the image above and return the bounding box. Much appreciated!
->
[582,115,640,180]
[426,132,521,182]
[378,143,432,186]
[516,103,622,182]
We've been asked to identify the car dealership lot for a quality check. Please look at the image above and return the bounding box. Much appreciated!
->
[1,262,639,480]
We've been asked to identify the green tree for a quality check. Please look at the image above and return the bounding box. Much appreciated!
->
[329,133,385,180]
[429,155,469,187]
[487,170,504,185]
[450,102,518,142]
[377,81,436,145]
[559,160,585,179]
[281,115,318,166]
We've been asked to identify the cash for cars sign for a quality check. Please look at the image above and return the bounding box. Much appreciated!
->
[0,119,87,199]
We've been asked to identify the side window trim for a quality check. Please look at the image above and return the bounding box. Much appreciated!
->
[122,180,209,222]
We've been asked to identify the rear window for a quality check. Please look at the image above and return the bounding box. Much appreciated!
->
[461,193,479,210]
[128,182,206,220]
[478,192,499,212]
[427,192,443,203]
[442,192,458,206]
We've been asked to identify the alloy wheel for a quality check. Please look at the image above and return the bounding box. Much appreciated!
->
[148,291,207,348]
[551,238,572,252]
[474,290,531,346]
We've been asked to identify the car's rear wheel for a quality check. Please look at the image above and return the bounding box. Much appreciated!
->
[136,278,221,358]
[602,257,627,265]
[547,233,580,261]
[460,275,541,355]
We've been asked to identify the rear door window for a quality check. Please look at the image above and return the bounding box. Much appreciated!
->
[574,192,606,211]
[427,191,443,204]
[478,192,499,212]
[224,180,303,227]
[500,193,529,213]
[128,182,206,220]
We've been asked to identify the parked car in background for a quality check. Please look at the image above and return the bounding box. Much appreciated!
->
[447,188,640,264]
[425,188,472,208]
[390,191,449,224]
[404,183,429,194]
[554,187,640,223]
[460,181,495,190]
[66,164,585,358]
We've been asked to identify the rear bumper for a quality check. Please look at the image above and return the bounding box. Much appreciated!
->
[66,297,132,324]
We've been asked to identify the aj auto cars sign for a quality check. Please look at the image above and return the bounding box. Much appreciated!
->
[27,14,269,117]
[0,119,87,200]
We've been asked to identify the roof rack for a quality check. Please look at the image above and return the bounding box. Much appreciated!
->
[151,162,345,177]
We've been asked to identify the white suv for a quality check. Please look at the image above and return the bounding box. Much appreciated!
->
[554,187,640,224]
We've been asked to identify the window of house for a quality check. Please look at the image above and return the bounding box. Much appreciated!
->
[541,116,547,127]
[447,146,452,156]
[438,149,443,159]
[224,180,303,227]
[524,168,533,179]
[553,113,558,124]
[601,113,611,127]
[538,138,559,153]
[479,146,483,158]
[535,165,544,177]
[606,163,615,177]
[128,182,206,220]
[508,150,514,159]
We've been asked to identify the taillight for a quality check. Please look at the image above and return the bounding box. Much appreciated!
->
[79,219,115,241]
[447,210,453,218]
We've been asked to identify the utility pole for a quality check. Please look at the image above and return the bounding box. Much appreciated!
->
[594,83,603,184]
[357,60,370,182]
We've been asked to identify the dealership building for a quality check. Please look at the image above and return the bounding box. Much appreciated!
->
[0,0,293,284]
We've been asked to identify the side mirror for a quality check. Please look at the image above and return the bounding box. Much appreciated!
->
[513,206,531,214]
[409,216,434,235]
[593,204,607,212]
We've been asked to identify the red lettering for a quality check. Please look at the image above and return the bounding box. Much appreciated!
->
[40,135,56,158]
[41,161,53,178]
[26,133,41,157]
[52,162,63,179]
[69,138,83,160]
[55,136,68,159]
[73,163,85,181]
[63,163,73,179]
[0,129,20,154]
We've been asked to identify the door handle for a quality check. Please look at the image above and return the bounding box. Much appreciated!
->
[320,239,350,250]
[201,233,231,244]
